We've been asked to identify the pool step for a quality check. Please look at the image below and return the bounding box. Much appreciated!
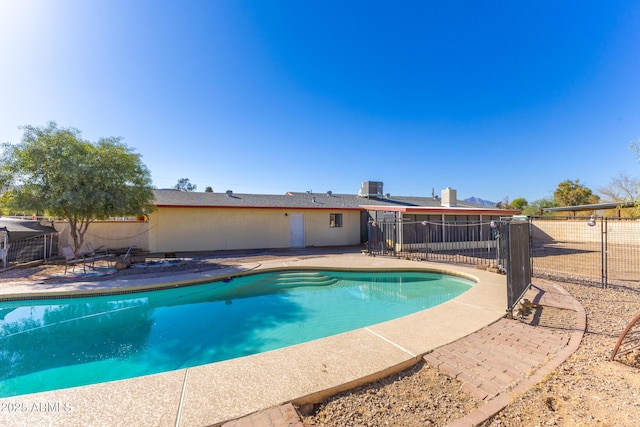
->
[266,272,338,287]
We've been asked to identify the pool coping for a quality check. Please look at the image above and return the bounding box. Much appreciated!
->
[0,254,507,427]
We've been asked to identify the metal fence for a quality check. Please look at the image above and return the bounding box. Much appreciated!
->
[366,218,532,311]
[366,216,640,290]
[530,217,640,288]
[366,219,499,266]
[499,221,532,310]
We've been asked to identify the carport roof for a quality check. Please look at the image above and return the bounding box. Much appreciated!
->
[542,201,637,212]
[0,218,57,240]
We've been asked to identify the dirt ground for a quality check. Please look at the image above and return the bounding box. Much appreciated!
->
[2,252,640,426]
[480,279,640,427]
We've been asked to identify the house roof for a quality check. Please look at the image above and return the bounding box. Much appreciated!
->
[153,189,516,214]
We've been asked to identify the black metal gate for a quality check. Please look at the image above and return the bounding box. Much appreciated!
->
[496,220,532,311]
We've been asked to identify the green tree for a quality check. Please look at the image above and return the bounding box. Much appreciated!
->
[511,198,528,211]
[204,186,213,193]
[522,198,555,217]
[553,179,600,207]
[174,178,196,192]
[0,122,155,255]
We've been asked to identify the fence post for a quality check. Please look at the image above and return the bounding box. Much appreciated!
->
[1,230,8,269]
[422,221,429,261]
[50,234,55,260]
[601,218,608,289]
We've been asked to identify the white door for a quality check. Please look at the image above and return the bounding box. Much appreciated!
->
[289,214,305,247]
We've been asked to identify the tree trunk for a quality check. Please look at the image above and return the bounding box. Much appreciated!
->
[69,218,81,256]
[68,217,92,256]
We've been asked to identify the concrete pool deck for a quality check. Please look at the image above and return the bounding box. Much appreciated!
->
[1,254,530,426]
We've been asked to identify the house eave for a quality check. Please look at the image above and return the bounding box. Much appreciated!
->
[362,205,521,215]
[154,204,363,211]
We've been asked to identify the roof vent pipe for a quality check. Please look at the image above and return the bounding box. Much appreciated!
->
[226,190,233,197]
[312,196,316,203]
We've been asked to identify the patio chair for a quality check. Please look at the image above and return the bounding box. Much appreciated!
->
[82,242,115,269]
[62,246,87,274]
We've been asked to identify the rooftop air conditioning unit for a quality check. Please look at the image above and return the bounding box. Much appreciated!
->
[358,181,384,198]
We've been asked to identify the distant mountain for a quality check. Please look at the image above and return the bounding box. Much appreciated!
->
[464,197,496,207]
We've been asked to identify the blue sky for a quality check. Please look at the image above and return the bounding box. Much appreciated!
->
[1,1,639,204]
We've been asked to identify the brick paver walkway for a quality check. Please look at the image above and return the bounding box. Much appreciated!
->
[423,318,571,400]
[222,281,585,427]
[444,281,586,426]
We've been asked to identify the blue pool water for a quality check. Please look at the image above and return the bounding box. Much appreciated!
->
[0,270,473,397]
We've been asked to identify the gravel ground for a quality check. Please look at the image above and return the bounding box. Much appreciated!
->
[299,361,481,426]
[2,253,639,426]
[481,280,640,427]
[300,278,640,427]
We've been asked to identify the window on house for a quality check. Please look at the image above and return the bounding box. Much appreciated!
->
[330,213,343,228]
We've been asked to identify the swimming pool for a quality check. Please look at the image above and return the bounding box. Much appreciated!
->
[0,269,473,397]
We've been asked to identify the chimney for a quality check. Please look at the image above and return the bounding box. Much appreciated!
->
[441,187,457,207]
